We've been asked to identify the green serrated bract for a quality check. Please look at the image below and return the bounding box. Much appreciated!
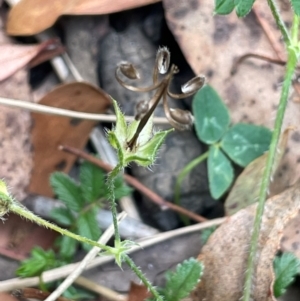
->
[221,123,272,167]
[163,258,203,301]
[108,99,173,167]
[273,252,300,297]
[57,235,78,259]
[192,85,230,144]
[208,145,234,199]
[291,0,300,16]
[215,0,235,15]
[235,0,256,17]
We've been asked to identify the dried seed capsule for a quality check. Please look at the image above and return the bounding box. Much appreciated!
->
[170,108,194,129]
[156,47,170,74]
[135,100,149,120]
[181,75,206,94]
[119,62,140,79]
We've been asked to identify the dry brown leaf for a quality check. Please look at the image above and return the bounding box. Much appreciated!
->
[225,128,291,215]
[0,11,33,201]
[163,0,300,194]
[128,282,151,301]
[0,39,63,82]
[7,0,160,36]
[281,212,300,258]
[191,182,300,301]
[28,82,111,197]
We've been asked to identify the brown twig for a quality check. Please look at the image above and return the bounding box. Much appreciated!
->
[252,4,286,60]
[12,288,71,301]
[59,145,207,223]
[231,53,286,75]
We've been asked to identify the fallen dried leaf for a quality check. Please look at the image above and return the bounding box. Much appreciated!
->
[128,282,151,301]
[281,212,300,259]
[0,39,63,82]
[29,82,111,197]
[225,128,291,215]
[7,0,160,35]
[192,181,300,301]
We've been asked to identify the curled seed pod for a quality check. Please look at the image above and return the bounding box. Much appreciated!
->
[181,75,206,94]
[119,62,140,79]
[156,46,170,74]
[169,108,194,129]
[135,100,149,120]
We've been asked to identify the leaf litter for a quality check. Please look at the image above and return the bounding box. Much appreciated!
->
[191,181,300,301]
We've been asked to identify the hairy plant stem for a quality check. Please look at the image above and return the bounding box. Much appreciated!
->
[124,255,163,301]
[107,164,123,245]
[242,14,299,301]
[174,151,209,224]
[267,0,291,46]
[10,202,112,253]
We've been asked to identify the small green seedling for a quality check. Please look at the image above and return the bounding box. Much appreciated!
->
[175,85,272,207]
[273,252,300,297]
[17,160,131,299]
[148,258,203,301]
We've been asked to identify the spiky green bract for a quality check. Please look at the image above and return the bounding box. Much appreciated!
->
[107,99,173,168]
[162,258,204,301]
[273,252,300,297]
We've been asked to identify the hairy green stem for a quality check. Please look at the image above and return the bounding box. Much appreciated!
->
[107,164,123,246]
[242,15,299,301]
[124,255,163,301]
[267,0,291,46]
[174,151,209,224]
[10,202,112,253]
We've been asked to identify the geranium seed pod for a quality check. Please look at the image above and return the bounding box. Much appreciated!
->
[181,75,206,94]
[170,108,194,127]
[135,100,149,120]
[119,62,140,79]
[156,46,170,74]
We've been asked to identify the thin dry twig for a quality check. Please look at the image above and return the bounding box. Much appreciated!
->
[60,144,208,223]
[0,96,169,124]
[252,4,286,60]
[75,277,126,301]
[0,217,225,292]
[44,212,126,301]
[12,288,71,301]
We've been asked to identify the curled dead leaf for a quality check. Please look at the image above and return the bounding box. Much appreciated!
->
[7,0,160,35]
[192,181,300,301]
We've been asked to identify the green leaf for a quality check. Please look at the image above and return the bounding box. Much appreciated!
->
[79,161,106,203]
[215,0,235,15]
[162,258,203,301]
[50,207,74,226]
[273,252,300,297]
[201,226,217,244]
[57,235,78,259]
[192,85,230,144]
[291,0,300,16]
[221,123,272,167]
[17,247,58,277]
[50,173,84,212]
[234,0,255,17]
[63,285,96,300]
[109,175,132,200]
[208,145,234,199]
[76,207,101,252]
